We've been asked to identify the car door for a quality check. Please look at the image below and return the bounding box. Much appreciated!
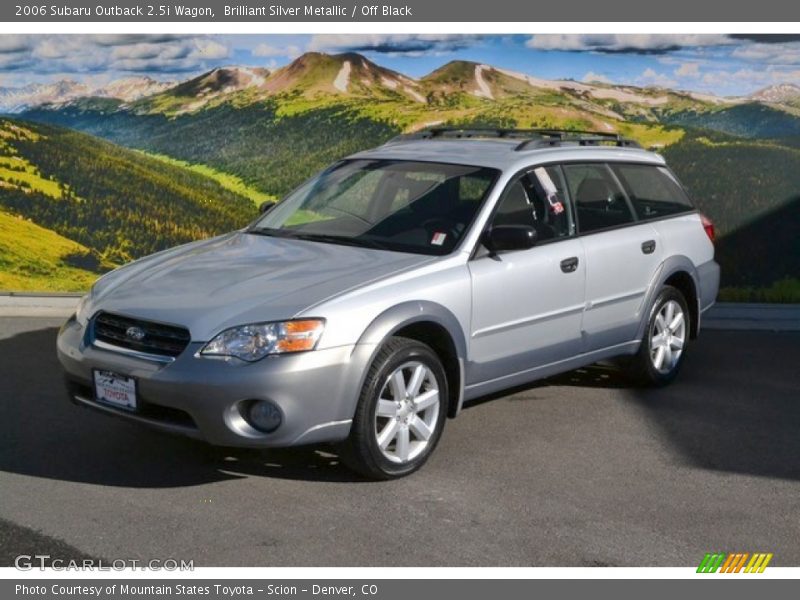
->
[468,166,586,384]
[562,162,664,352]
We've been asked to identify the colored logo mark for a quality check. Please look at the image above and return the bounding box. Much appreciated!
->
[697,552,773,573]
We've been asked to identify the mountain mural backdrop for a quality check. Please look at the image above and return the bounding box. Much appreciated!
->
[1,51,799,299]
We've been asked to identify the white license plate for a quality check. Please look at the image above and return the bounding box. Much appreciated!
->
[93,370,137,411]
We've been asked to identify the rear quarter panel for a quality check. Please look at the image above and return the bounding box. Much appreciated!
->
[650,213,719,312]
[651,213,714,266]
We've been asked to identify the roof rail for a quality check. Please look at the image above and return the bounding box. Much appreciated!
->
[386,127,642,150]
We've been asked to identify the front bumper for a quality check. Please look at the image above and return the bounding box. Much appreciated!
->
[57,317,374,447]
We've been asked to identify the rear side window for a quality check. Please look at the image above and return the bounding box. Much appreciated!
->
[563,164,635,234]
[611,164,693,221]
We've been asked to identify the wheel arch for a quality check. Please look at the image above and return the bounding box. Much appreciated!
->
[639,255,701,341]
[355,301,467,418]
[663,270,699,339]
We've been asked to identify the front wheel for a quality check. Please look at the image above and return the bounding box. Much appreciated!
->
[627,285,690,386]
[341,337,448,479]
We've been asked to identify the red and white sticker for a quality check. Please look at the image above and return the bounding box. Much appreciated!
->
[431,232,447,246]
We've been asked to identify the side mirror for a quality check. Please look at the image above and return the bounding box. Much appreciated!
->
[485,225,538,253]
[259,201,275,214]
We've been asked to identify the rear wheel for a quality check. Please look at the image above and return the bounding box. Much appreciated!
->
[341,337,447,479]
[627,285,690,386]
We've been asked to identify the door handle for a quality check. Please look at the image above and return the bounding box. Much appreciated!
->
[641,240,656,254]
[560,257,579,273]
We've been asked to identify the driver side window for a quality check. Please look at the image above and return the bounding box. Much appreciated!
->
[491,166,573,242]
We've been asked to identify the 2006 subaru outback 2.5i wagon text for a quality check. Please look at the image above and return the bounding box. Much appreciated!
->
[58,128,720,479]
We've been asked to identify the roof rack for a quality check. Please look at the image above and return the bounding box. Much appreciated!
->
[387,127,642,150]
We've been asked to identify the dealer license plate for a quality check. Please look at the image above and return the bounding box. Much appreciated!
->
[93,370,137,411]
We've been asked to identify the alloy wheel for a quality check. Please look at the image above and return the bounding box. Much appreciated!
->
[374,361,440,464]
[649,299,686,374]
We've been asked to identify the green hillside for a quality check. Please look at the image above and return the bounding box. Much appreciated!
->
[23,97,681,199]
[660,102,800,139]
[661,132,800,297]
[662,131,800,236]
[0,210,100,291]
[139,151,276,206]
[25,101,399,198]
[0,118,257,288]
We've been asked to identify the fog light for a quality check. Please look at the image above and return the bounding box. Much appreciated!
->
[244,400,282,433]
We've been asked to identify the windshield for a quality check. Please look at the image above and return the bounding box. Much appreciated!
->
[250,159,498,255]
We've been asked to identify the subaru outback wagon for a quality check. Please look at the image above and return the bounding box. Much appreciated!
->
[58,128,720,479]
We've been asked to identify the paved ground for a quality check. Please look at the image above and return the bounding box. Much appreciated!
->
[0,317,798,567]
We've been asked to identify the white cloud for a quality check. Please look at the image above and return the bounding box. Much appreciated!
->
[0,35,34,54]
[308,34,484,55]
[674,62,701,78]
[92,34,184,47]
[731,42,800,65]
[638,68,678,88]
[1,35,231,75]
[701,67,800,88]
[0,53,32,71]
[527,34,733,53]
[29,37,106,72]
[252,43,302,59]
[0,35,35,71]
[582,71,611,84]
[191,39,229,61]
[32,38,74,60]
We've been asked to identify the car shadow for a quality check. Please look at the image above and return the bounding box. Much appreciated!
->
[466,332,800,482]
[622,331,800,482]
[0,327,365,487]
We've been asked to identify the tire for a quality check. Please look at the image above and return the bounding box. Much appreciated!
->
[627,285,690,387]
[340,336,448,480]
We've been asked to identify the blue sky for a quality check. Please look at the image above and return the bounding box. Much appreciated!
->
[2,34,800,96]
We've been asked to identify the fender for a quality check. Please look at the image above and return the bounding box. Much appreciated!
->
[353,301,468,417]
[635,255,701,342]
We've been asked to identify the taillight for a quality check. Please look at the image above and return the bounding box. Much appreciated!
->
[700,213,715,243]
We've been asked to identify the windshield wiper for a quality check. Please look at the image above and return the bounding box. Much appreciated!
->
[248,228,390,250]
[288,232,391,250]
[246,227,296,238]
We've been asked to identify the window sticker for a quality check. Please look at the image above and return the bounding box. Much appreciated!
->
[431,232,447,246]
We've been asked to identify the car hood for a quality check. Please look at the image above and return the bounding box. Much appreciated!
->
[91,232,434,341]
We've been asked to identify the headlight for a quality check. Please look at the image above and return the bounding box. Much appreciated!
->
[200,319,325,362]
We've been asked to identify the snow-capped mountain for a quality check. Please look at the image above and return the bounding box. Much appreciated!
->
[0,76,173,113]
[749,83,800,105]
[94,77,174,103]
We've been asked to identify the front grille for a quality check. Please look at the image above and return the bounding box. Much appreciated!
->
[92,312,191,358]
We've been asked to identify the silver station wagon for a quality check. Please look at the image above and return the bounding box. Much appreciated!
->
[57,128,720,479]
